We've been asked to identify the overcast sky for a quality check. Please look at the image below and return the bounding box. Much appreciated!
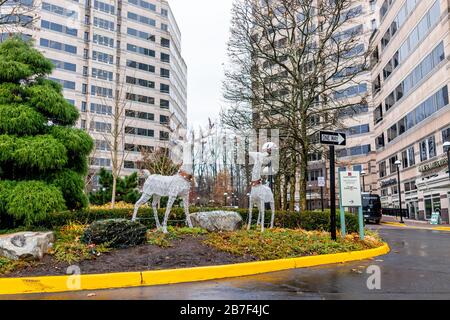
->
[169,0,233,129]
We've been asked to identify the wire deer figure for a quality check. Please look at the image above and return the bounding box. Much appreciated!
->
[247,142,277,232]
[132,119,214,233]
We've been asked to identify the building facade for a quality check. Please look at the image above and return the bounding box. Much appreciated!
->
[0,0,187,184]
[370,0,450,222]
[308,0,378,210]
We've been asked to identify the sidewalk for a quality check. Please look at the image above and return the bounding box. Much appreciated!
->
[381,215,450,231]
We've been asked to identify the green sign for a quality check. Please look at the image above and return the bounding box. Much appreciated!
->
[430,212,441,225]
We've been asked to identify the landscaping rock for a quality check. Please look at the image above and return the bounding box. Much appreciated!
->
[0,231,55,261]
[82,219,147,249]
[190,211,243,232]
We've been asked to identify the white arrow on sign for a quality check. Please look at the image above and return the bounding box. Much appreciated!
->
[338,133,345,145]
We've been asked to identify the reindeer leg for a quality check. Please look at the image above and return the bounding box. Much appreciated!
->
[132,193,150,222]
[256,201,261,227]
[260,200,265,232]
[152,195,161,230]
[183,195,193,228]
[270,201,275,229]
[247,196,253,230]
[162,196,176,234]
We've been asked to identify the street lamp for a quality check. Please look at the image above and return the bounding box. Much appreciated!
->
[361,170,366,193]
[395,160,405,224]
[444,142,450,180]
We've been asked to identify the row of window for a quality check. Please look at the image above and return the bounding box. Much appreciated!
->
[124,144,154,153]
[88,85,113,98]
[126,76,154,89]
[42,2,77,18]
[381,42,445,115]
[127,43,155,58]
[334,83,367,100]
[126,93,155,105]
[95,140,110,151]
[379,126,450,179]
[92,50,114,64]
[92,67,113,81]
[41,20,77,36]
[127,11,156,27]
[377,86,449,148]
[49,77,76,90]
[337,145,371,158]
[125,126,154,137]
[127,27,155,42]
[89,102,112,115]
[93,0,115,14]
[125,109,155,121]
[93,33,114,48]
[380,0,421,51]
[128,0,156,11]
[93,16,114,31]
[40,38,77,54]
[50,59,76,72]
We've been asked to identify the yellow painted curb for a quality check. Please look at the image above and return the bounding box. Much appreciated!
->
[381,222,407,227]
[433,226,450,232]
[0,243,390,296]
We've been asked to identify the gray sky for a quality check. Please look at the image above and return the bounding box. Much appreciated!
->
[169,0,233,129]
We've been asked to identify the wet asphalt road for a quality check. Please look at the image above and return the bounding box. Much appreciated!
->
[3,225,450,300]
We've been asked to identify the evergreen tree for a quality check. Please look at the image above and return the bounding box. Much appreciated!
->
[0,38,94,226]
[89,168,139,205]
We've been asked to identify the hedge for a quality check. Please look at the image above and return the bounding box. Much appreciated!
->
[18,207,360,234]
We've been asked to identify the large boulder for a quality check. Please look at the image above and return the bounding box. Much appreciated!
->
[190,211,243,232]
[0,231,55,261]
[82,219,147,249]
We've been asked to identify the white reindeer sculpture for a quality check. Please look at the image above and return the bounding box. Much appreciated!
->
[132,121,214,234]
[247,142,277,232]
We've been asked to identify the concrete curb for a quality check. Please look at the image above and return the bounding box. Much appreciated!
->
[0,243,390,295]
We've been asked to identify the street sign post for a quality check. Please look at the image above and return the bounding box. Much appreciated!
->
[318,177,325,212]
[320,131,347,241]
[339,171,364,240]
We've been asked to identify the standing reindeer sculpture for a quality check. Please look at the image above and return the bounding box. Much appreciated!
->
[132,121,214,233]
[247,142,277,232]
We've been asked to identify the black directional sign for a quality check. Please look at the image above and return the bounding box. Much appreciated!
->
[320,131,347,146]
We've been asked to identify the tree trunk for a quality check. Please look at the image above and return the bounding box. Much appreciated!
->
[282,176,288,211]
[274,174,282,210]
[299,147,308,212]
[289,157,297,212]
[111,175,117,209]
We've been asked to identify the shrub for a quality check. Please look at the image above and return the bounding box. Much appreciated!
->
[0,37,93,227]
[35,207,360,233]
[89,168,139,205]
[6,181,66,226]
[81,219,147,248]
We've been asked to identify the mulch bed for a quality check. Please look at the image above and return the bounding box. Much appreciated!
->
[2,235,257,278]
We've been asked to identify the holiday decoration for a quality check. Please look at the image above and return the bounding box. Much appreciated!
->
[247,142,277,232]
[132,122,214,233]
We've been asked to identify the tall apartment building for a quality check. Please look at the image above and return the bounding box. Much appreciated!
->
[0,0,187,183]
[370,0,450,222]
[309,0,378,209]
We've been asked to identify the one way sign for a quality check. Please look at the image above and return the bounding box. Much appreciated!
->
[320,131,347,146]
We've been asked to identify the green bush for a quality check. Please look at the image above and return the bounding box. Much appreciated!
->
[89,168,139,205]
[0,37,93,227]
[32,207,360,233]
[5,181,66,226]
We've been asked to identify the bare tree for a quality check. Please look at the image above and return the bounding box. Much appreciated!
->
[0,0,40,34]
[222,0,371,211]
